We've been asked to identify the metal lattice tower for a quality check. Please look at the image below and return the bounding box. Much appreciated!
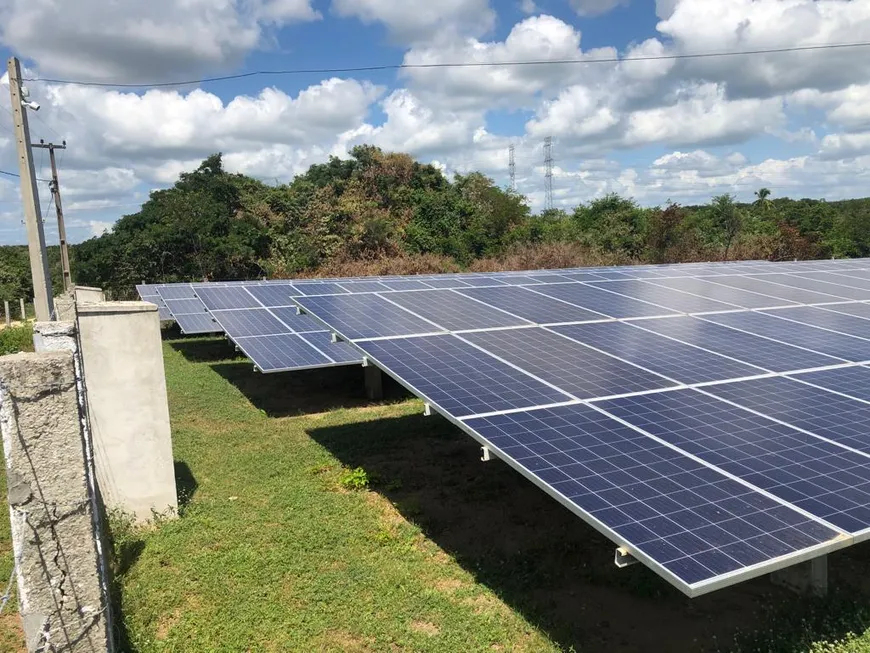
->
[508,144,516,192]
[543,136,554,211]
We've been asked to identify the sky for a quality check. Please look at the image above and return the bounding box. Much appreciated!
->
[0,0,869,245]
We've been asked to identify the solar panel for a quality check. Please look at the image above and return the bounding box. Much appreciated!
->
[291,282,349,296]
[701,311,870,362]
[210,308,291,337]
[298,331,361,363]
[552,322,765,384]
[163,298,206,315]
[761,306,870,340]
[379,279,434,291]
[268,307,323,332]
[156,285,197,300]
[702,376,870,456]
[234,334,333,372]
[295,294,442,340]
[194,286,261,310]
[821,302,870,320]
[465,404,838,591]
[789,366,870,402]
[462,328,678,398]
[597,389,870,533]
[710,276,845,305]
[338,280,391,293]
[456,286,607,324]
[758,274,870,301]
[383,289,532,331]
[634,316,840,372]
[800,272,870,291]
[245,284,297,307]
[589,280,741,314]
[646,277,798,309]
[173,312,219,334]
[357,334,571,417]
[532,283,680,319]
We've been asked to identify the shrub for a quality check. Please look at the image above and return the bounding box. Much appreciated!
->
[0,323,33,355]
[339,467,370,491]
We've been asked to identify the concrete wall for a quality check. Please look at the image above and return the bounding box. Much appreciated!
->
[0,351,111,651]
[73,287,105,304]
[76,301,177,522]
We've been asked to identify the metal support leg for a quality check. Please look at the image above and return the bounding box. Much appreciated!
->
[770,556,828,597]
[423,403,431,416]
[614,547,638,568]
[480,446,493,462]
[364,365,383,401]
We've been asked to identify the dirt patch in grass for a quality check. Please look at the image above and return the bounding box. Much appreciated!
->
[409,620,440,636]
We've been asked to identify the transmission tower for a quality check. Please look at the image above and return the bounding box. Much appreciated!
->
[543,136,554,211]
[508,144,516,191]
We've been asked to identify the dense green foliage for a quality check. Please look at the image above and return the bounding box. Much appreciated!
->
[6,148,870,297]
[0,323,33,355]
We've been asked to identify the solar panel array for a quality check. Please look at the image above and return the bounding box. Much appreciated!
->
[275,257,870,597]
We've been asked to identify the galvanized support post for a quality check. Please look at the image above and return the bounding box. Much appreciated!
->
[364,364,383,400]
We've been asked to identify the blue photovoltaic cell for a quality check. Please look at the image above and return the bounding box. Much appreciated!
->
[298,331,362,363]
[338,280,392,293]
[174,312,220,334]
[291,282,349,296]
[759,274,870,301]
[245,284,297,307]
[589,271,635,280]
[194,286,261,310]
[524,274,577,284]
[156,284,196,300]
[234,334,332,372]
[267,307,322,332]
[157,306,173,320]
[598,389,870,533]
[379,279,434,291]
[789,366,870,402]
[553,322,765,384]
[295,293,441,340]
[822,303,870,320]
[456,286,606,324]
[465,404,838,587]
[358,334,570,416]
[701,311,870,362]
[136,284,160,297]
[635,316,840,372]
[647,278,797,309]
[384,289,532,331]
[703,376,870,455]
[534,283,680,319]
[590,280,740,313]
[462,328,677,398]
[711,276,845,305]
[762,306,870,340]
[163,298,207,315]
[210,308,290,337]
[416,278,470,289]
[831,270,870,281]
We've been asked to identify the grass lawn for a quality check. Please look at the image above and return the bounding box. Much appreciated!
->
[5,331,870,651]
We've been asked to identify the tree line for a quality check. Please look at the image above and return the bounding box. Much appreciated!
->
[3,146,870,299]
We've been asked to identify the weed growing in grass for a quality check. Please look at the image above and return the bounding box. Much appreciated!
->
[339,466,370,491]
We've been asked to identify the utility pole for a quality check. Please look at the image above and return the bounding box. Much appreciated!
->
[508,144,516,192]
[543,136,554,212]
[33,140,71,292]
[8,57,53,320]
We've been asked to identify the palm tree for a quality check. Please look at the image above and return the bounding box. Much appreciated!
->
[754,187,772,212]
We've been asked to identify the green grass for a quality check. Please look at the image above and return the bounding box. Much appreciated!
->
[5,333,870,651]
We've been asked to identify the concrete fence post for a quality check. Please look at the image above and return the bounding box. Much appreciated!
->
[4,300,9,327]
[19,298,25,321]
[0,351,112,651]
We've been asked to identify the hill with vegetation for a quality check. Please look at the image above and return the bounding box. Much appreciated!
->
[5,146,870,299]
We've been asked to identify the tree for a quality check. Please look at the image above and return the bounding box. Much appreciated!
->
[709,194,744,260]
[754,188,773,213]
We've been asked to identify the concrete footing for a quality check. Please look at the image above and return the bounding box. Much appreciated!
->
[770,556,828,597]
[364,365,384,400]
[0,352,112,651]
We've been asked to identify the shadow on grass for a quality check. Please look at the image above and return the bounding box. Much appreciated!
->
[168,336,244,364]
[174,460,198,512]
[309,412,870,653]
[210,361,411,418]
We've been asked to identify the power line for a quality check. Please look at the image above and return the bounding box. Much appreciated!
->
[0,169,51,183]
[21,41,870,89]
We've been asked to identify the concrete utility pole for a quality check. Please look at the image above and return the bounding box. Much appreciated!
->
[33,140,71,292]
[8,57,53,320]
[543,136,554,212]
[508,144,516,192]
